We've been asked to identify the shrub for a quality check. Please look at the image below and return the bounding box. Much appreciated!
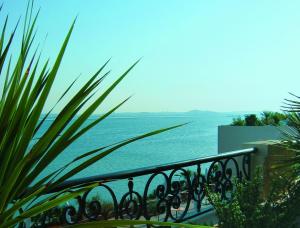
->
[231,117,245,126]
[245,114,261,126]
[208,169,300,228]
[230,112,288,126]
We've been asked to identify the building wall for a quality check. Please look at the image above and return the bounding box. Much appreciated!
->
[218,125,283,153]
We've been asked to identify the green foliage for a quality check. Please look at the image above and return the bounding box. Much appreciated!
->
[215,43,300,228]
[245,114,261,126]
[281,94,300,147]
[231,117,245,126]
[208,169,300,228]
[30,206,63,226]
[0,2,191,227]
[261,111,287,126]
[230,112,288,126]
[279,93,300,168]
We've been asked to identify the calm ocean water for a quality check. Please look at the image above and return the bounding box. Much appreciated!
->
[38,111,240,198]
[39,111,238,178]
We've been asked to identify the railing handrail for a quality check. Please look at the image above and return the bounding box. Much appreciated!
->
[50,148,256,193]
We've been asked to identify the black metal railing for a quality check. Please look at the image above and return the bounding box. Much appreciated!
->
[30,148,256,226]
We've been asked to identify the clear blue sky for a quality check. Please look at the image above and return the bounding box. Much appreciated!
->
[3,0,300,113]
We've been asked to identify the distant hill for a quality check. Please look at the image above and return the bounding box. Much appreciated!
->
[110,110,223,117]
[44,110,262,120]
[107,110,260,118]
[186,110,221,116]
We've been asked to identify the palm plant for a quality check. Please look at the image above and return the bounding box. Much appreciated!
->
[261,111,287,126]
[231,116,245,126]
[0,2,209,227]
[281,93,300,167]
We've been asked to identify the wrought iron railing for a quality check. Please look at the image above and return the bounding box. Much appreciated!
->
[29,148,256,226]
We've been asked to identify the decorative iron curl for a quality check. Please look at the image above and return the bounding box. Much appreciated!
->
[223,157,240,200]
[167,168,192,222]
[192,164,206,211]
[119,178,143,220]
[30,190,83,226]
[81,183,118,221]
[143,171,169,222]
[207,160,225,197]
[61,195,82,225]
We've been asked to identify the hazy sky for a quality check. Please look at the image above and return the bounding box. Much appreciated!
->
[3,1,300,113]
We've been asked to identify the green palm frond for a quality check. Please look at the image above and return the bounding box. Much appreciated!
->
[275,93,300,170]
[0,2,191,227]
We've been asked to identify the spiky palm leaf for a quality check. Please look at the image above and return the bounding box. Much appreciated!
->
[0,2,207,228]
[279,93,300,168]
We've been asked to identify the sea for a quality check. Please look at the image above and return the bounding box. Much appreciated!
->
[38,111,245,199]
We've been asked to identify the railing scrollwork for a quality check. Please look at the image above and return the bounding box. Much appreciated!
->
[26,148,256,227]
